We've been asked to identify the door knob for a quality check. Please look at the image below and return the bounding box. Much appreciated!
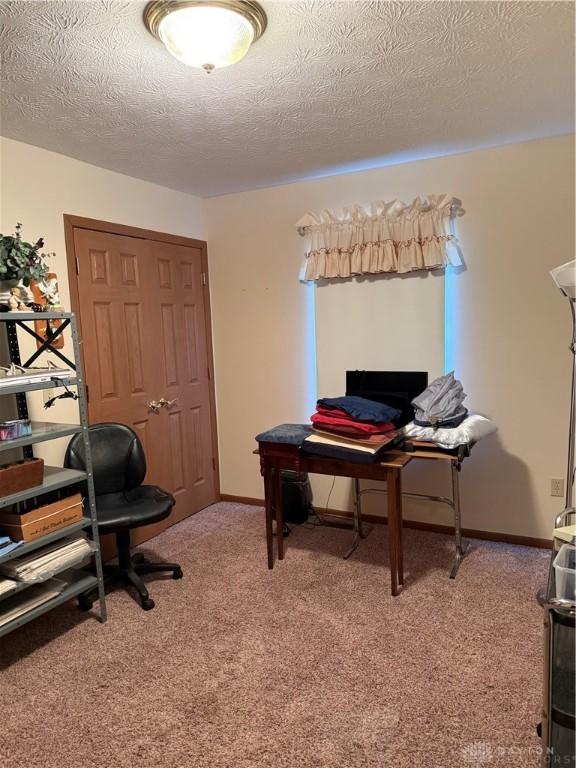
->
[159,397,178,410]
[147,400,162,414]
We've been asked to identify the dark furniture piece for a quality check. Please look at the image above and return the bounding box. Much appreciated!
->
[346,370,428,427]
[537,510,575,765]
[257,437,410,596]
[256,427,472,591]
[65,423,182,611]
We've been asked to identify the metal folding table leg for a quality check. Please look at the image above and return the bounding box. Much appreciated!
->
[343,478,369,559]
[345,457,469,578]
[449,460,468,579]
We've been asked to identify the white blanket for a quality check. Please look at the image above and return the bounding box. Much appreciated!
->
[403,414,497,449]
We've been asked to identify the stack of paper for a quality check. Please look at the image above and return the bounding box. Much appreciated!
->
[0,536,93,583]
[301,430,400,465]
[0,580,65,628]
[0,577,19,598]
[309,431,397,453]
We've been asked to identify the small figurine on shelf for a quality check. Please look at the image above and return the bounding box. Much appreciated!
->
[31,272,65,349]
[7,287,26,312]
[37,275,63,310]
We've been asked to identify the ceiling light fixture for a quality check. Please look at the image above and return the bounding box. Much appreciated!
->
[143,0,267,73]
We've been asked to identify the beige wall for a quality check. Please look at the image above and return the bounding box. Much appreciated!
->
[1,135,574,540]
[0,137,206,463]
[206,135,575,541]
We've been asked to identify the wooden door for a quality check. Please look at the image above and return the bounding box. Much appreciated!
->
[71,224,218,545]
[150,241,216,520]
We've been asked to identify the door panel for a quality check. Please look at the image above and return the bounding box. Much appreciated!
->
[72,227,217,547]
[150,240,216,518]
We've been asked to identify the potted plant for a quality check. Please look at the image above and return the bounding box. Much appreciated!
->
[0,223,53,306]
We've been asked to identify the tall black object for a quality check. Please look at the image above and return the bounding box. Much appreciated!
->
[281,470,312,524]
[346,370,428,427]
[538,261,576,764]
[65,423,182,611]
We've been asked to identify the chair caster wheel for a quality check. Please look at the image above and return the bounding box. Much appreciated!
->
[141,598,155,611]
[78,595,93,612]
[173,567,183,580]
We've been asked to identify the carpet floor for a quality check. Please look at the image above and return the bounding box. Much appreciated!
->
[0,502,549,768]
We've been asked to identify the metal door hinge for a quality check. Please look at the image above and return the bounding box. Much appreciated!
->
[85,384,89,403]
[75,254,80,275]
[207,366,211,380]
[201,272,207,286]
[212,458,216,471]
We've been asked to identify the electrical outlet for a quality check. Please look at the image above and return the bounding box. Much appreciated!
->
[551,478,565,497]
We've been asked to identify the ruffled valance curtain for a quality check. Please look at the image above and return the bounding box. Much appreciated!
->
[296,195,463,281]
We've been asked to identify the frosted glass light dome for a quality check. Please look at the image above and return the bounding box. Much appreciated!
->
[144,1,267,73]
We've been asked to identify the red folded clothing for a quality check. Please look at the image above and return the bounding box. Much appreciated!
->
[310,411,395,436]
[315,404,395,425]
[316,404,356,419]
[314,427,398,445]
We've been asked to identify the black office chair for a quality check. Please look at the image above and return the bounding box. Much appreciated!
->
[65,423,182,611]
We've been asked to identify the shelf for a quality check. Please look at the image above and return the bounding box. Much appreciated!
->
[0,421,82,453]
[0,556,97,603]
[0,570,98,638]
[0,377,77,397]
[0,466,87,509]
[0,311,73,322]
[0,517,92,564]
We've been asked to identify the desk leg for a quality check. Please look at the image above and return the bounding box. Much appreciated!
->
[274,468,285,561]
[263,463,274,569]
[344,477,363,560]
[396,471,404,587]
[449,460,468,579]
[387,469,400,596]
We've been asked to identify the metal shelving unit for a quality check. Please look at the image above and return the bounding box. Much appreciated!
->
[0,422,83,453]
[0,466,87,509]
[0,311,107,637]
[0,571,99,639]
[0,377,78,396]
[0,518,92,564]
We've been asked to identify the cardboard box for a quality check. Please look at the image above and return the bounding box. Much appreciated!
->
[0,493,84,542]
[0,458,44,496]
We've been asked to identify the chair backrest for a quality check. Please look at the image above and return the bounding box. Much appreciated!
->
[65,423,146,496]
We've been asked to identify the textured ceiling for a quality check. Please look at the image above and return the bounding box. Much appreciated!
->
[0,0,574,197]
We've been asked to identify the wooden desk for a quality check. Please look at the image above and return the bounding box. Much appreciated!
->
[257,442,412,596]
